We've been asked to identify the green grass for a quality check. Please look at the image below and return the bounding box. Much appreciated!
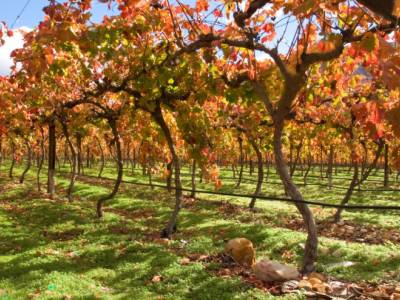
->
[0,162,399,299]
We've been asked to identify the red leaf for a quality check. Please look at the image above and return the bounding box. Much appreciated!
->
[213,9,222,17]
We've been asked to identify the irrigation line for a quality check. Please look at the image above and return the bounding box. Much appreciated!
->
[67,172,400,211]
[93,166,400,193]
[239,169,398,183]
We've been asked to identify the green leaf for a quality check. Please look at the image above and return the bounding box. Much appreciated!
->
[360,32,377,52]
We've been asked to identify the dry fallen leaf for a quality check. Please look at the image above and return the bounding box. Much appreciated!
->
[299,280,312,290]
[309,272,326,281]
[309,278,323,286]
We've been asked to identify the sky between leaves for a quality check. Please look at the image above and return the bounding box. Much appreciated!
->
[0,0,296,75]
[0,0,119,75]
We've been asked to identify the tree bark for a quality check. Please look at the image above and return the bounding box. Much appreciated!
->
[191,159,196,198]
[319,145,324,179]
[63,141,69,167]
[166,161,173,192]
[19,139,32,184]
[274,118,317,274]
[9,140,16,179]
[96,118,123,218]
[334,163,359,222]
[47,119,57,197]
[152,107,182,238]
[290,142,303,177]
[76,134,83,175]
[334,141,383,221]
[265,157,270,183]
[357,0,399,22]
[95,137,105,178]
[327,145,334,189]
[60,118,77,202]
[86,144,90,168]
[384,143,390,188]
[303,155,312,186]
[236,136,244,188]
[37,129,45,192]
[148,160,154,190]
[249,138,263,209]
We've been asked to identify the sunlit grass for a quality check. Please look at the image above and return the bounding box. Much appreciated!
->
[0,162,399,299]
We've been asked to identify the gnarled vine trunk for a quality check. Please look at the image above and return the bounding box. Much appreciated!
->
[248,138,263,210]
[37,129,45,192]
[96,118,123,218]
[334,141,384,222]
[19,140,32,184]
[76,133,83,175]
[152,106,182,238]
[303,155,312,186]
[166,161,173,192]
[384,143,389,188]
[60,118,77,202]
[95,136,105,178]
[327,145,334,189]
[191,159,196,198]
[9,140,16,179]
[236,137,244,188]
[47,119,56,198]
[274,119,318,274]
[334,162,359,222]
[290,142,303,177]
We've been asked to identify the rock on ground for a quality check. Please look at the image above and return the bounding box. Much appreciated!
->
[253,259,300,282]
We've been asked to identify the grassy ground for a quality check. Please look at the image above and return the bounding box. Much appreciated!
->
[0,162,399,299]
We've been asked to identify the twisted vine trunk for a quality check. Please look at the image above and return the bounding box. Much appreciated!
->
[47,119,56,198]
[95,137,105,178]
[9,140,15,179]
[384,143,389,188]
[319,146,324,179]
[131,147,137,174]
[148,160,154,190]
[86,145,90,169]
[76,134,83,175]
[249,138,263,209]
[190,159,196,198]
[290,142,303,177]
[37,129,45,192]
[60,119,77,202]
[19,140,32,184]
[96,118,123,218]
[265,157,270,183]
[334,163,359,222]
[334,141,384,222]
[236,137,244,188]
[166,161,173,192]
[303,155,312,186]
[63,141,69,167]
[152,107,182,238]
[327,145,334,189]
[274,119,318,274]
